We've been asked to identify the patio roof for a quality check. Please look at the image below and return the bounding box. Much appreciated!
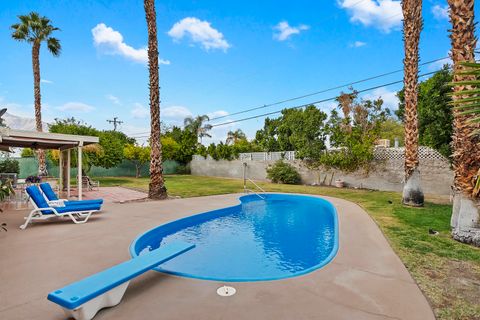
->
[0,128,99,150]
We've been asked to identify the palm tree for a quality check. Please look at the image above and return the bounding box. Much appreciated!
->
[144,0,167,200]
[184,115,213,144]
[401,0,424,207]
[11,12,61,176]
[447,0,480,245]
[226,129,247,145]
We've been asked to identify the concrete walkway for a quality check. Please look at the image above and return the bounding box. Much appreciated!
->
[0,194,434,320]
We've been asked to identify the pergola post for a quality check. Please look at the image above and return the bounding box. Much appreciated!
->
[58,149,63,192]
[67,149,71,198]
[78,145,82,200]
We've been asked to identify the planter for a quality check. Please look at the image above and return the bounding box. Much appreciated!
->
[334,179,344,188]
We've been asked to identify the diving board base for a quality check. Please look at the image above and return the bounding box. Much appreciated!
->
[62,282,129,320]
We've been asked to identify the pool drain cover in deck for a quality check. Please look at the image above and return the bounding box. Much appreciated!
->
[217,286,236,297]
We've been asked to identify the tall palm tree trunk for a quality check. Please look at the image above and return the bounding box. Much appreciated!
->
[144,0,167,200]
[448,0,480,246]
[401,0,424,206]
[32,41,48,176]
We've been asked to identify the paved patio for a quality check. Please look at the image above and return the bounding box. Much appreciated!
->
[69,186,148,203]
[0,194,434,320]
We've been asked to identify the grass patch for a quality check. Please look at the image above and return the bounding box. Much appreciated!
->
[96,175,480,319]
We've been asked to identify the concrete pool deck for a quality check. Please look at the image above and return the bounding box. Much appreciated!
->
[0,193,435,320]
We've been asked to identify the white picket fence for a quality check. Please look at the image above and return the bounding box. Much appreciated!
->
[192,147,449,163]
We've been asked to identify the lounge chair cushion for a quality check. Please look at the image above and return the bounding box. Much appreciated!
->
[27,186,101,215]
[64,199,104,206]
[26,185,51,209]
[39,183,103,205]
[54,204,102,214]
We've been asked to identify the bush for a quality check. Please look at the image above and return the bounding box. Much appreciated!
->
[0,159,20,174]
[266,160,301,184]
[21,148,35,157]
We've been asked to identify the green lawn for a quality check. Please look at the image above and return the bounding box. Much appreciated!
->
[96,175,480,320]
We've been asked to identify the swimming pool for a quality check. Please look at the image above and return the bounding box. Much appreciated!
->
[130,193,338,282]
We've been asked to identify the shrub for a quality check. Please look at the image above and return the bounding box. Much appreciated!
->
[0,159,20,174]
[21,148,35,157]
[266,160,301,184]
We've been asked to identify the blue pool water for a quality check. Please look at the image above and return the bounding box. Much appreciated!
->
[130,194,338,281]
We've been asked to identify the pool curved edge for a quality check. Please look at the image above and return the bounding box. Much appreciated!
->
[129,193,339,282]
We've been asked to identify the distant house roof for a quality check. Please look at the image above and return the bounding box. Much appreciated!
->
[0,128,99,151]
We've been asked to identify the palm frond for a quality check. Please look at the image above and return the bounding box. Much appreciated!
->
[47,37,61,56]
[10,12,61,55]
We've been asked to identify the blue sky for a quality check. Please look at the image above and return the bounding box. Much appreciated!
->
[0,0,473,144]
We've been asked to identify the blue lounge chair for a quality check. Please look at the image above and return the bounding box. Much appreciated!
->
[21,186,101,230]
[48,241,195,320]
[39,183,103,207]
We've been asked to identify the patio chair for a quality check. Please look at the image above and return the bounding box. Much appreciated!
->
[81,176,100,191]
[20,185,101,230]
[39,183,103,207]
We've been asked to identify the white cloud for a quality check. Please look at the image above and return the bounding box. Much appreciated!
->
[207,110,229,119]
[432,4,449,20]
[362,87,399,110]
[162,105,193,120]
[92,23,170,64]
[57,102,95,112]
[338,0,402,33]
[131,103,149,118]
[106,94,121,105]
[350,41,367,47]
[167,17,231,51]
[41,79,53,84]
[273,21,310,41]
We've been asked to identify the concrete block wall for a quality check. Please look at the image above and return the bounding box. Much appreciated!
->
[190,158,453,196]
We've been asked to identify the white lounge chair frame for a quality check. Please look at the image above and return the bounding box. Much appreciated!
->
[20,197,97,230]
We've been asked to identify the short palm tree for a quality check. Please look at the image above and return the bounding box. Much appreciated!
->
[144,0,167,199]
[447,0,480,246]
[11,12,61,176]
[184,115,213,144]
[226,129,247,145]
[401,0,424,206]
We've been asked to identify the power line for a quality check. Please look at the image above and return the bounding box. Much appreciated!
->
[207,56,449,121]
[128,59,450,138]
[208,69,442,128]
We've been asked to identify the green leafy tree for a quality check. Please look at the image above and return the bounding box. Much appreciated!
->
[320,91,388,172]
[160,136,180,160]
[255,105,328,159]
[11,12,61,176]
[92,131,125,169]
[226,129,247,145]
[163,126,198,163]
[20,148,35,157]
[396,66,453,157]
[379,118,405,147]
[49,118,128,172]
[124,144,151,178]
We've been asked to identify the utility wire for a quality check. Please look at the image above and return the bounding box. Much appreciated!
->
[128,59,450,138]
[207,56,449,122]
[208,69,442,128]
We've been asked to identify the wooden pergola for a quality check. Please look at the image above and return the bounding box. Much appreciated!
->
[0,128,99,200]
